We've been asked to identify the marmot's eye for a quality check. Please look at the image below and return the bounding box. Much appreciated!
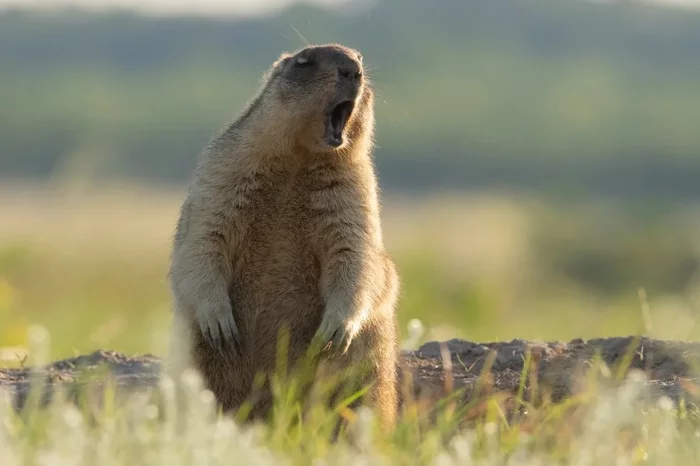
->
[295,56,311,67]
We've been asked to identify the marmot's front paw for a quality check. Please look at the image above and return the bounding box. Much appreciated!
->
[313,310,357,355]
[196,300,241,354]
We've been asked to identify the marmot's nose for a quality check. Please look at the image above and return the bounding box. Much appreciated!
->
[338,65,362,81]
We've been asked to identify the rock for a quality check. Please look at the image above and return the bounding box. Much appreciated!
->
[2,337,700,414]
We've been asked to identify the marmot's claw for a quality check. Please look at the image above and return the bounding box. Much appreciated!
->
[313,313,354,355]
[199,311,241,355]
[331,327,352,354]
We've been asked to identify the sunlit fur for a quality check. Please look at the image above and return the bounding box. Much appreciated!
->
[166,44,400,430]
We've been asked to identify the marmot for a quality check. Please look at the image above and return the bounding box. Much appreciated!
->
[166,43,400,431]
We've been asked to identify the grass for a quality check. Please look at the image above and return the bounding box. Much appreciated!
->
[3,325,700,465]
[2,182,700,463]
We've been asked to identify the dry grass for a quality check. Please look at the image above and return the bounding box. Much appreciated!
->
[2,325,700,465]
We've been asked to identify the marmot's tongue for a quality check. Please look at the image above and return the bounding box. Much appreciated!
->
[330,101,353,141]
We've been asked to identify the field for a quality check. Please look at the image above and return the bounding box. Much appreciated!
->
[2,181,700,358]
[2,182,700,464]
[3,0,700,460]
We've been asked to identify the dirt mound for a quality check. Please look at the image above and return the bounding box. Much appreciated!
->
[2,336,700,412]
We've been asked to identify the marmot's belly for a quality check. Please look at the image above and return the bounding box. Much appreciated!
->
[235,236,325,361]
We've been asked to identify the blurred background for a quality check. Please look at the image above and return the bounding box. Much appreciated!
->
[2,0,700,364]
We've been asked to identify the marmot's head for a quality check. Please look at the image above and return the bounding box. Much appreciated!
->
[267,44,373,152]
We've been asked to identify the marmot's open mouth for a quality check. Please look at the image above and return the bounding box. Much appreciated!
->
[326,100,354,147]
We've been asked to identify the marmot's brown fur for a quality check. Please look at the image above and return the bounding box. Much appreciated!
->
[166,44,400,430]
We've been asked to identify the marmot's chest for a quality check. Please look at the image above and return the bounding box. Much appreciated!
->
[231,174,323,312]
[233,172,320,275]
[246,174,314,237]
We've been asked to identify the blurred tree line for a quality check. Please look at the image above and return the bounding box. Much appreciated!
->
[1,0,700,199]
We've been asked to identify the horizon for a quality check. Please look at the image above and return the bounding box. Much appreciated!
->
[1,0,699,18]
[0,0,363,18]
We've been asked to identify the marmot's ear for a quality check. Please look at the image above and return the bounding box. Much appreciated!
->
[267,54,293,80]
[275,53,293,66]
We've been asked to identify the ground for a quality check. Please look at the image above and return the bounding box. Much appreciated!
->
[3,336,700,416]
